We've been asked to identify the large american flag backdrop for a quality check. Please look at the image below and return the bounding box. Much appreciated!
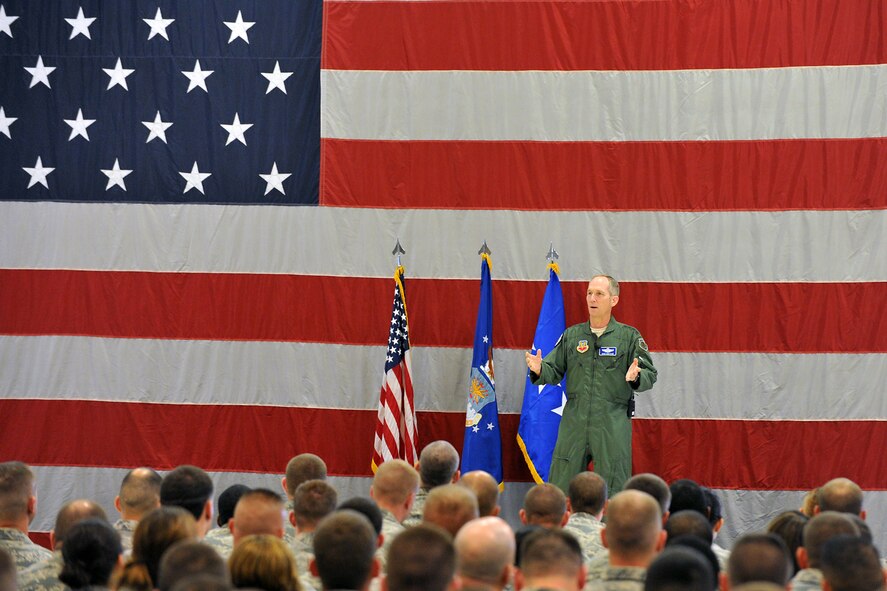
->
[1,0,885,548]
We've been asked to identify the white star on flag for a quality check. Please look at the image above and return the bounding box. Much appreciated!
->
[0,5,19,37]
[103,58,135,91]
[65,7,96,40]
[472,425,480,433]
[224,10,255,44]
[143,7,174,41]
[179,162,211,195]
[552,391,567,416]
[64,108,96,141]
[482,335,489,343]
[220,113,253,146]
[142,111,173,144]
[24,56,56,89]
[260,162,292,195]
[22,157,54,189]
[0,107,17,139]
[182,60,213,93]
[101,159,133,191]
[261,61,293,94]
[487,422,495,430]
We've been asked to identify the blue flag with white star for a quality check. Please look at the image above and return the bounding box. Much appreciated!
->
[516,263,566,484]
[461,253,502,485]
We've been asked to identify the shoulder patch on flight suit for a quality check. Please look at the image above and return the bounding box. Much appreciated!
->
[638,337,649,352]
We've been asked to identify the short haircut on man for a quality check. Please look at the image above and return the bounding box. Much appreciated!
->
[285,453,327,497]
[816,478,864,516]
[385,524,456,591]
[232,488,284,540]
[54,499,108,546]
[169,574,233,591]
[668,479,707,517]
[522,483,566,527]
[665,510,713,545]
[119,468,163,515]
[455,516,514,588]
[372,459,419,506]
[665,535,719,589]
[802,511,859,568]
[727,533,792,587]
[157,540,229,591]
[293,479,338,528]
[820,535,884,591]
[605,490,663,560]
[625,473,672,516]
[644,546,714,591]
[568,472,607,515]
[592,274,620,297]
[338,496,383,536]
[422,484,478,537]
[313,509,377,590]
[518,528,583,580]
[459,471,500,517]
[160,465,213,520]
[418,441,460,487]
[0,461,34,521]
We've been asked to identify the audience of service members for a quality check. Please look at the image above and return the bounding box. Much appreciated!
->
[0,453,884,591]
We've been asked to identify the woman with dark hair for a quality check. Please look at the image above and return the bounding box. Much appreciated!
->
[113,507,198,591]
[59,519,123,590]
[767,510,809,576]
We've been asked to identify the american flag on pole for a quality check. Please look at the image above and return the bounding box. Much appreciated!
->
[372,265,418,471]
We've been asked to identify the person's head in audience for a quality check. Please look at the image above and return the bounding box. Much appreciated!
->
[338,497,383,539]
[602,489,666,567]
[291,480,337,533]
[519,483,568,528]
[383,524,458,591]
[216,485,250,528]
[644,546,714,591]
[455,516,514,591]
[170,574,233,591]
[796,511,859,571]
[157,540,229,591]
[423,484,478,537]
[160,465,214,537]
[459,471,500,517]
[665,510,713,545]
[820,535,885,591]
[850,515,873,544]
[702,488,724,538]
[115,506,198,591]
[815,478,865,518]
[230,488,285,545]
[229,534,301,591]
[765,510,807,575]
[0,461,38,533]
[567,472,607,520]
[58,518,123,590]
[0,548,14,591]
[665,535,719,589]
[115,468,162,523]
[283,454,327,501]
[724,533,792,590]
[51,499,108,550]
[626,474,671,519]
[311,509,379,591]
[800,489,818,517]
[515,528,585,591]
[669,479,707,517]
[417,441,461,489]
[370,459,419,523]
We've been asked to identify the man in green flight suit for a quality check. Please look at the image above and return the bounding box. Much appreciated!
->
[526,275,657,494]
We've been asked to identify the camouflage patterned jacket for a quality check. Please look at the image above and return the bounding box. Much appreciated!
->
[564,512,606,565]
[0,528,53,574]
[19,550,63,591]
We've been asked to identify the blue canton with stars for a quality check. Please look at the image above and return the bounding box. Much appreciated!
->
[385,272,410,372]
[0,0,320,204]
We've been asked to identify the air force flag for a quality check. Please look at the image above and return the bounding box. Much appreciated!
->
[517,263,567,484]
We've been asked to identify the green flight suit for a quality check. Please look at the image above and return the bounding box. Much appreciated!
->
[532,317,657,494]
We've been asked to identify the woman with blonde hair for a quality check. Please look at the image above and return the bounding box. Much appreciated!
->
[229,535,301,591]
[113,506,198,591]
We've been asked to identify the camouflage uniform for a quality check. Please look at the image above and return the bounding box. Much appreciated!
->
[113,518,138,554]
[789,568,823,591]
[202,526,234,559]
[18,550,63,591]
[585,554,610,583]
[284,499,297,546]
[291,531,321,591]
[0,528,53,573]
[563,512,606,565]
[402,488,429,528]
[377,509,404,571]
[586,566,645,591]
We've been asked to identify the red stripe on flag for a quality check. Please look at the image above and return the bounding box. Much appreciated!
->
[4,399,887,489]
[2,270,886,352]
[322,138,887,211]
[322,0,886,71]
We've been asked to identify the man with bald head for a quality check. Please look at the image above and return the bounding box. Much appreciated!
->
[520,483,569,529]
[564,472,608,564]
[404,441,460,527]
[114,467,162,552]
[228,488,286,549]
[587,489,665,589]
[422,484,478,537]
[0,462,52,572]
[19,499,107,591]
[459,471,500,517]
[790,512,859,591]
[370,459,420,569]
[815,478,865,518]
[456,517,514,591]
